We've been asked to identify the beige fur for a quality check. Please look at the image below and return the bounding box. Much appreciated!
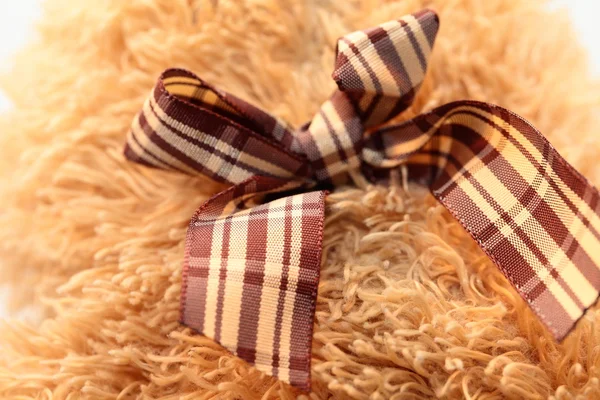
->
[0,0,599,398]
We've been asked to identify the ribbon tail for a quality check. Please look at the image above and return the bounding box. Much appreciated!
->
[181,175,326,391]
[367,100,600,340]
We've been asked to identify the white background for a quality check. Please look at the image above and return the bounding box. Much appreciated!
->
[0,1,597,318]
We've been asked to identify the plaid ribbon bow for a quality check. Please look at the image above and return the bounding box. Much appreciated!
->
[124,9,600,391]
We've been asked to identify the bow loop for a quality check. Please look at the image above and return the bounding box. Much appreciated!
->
[333,9,439,128]
[125,69,310,185]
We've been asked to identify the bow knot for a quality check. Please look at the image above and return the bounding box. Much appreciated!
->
[124,9,600,392]
[299,9,440,185]
[125,10,440,188]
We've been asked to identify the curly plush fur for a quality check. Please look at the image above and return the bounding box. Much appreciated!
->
[0,0,599,398]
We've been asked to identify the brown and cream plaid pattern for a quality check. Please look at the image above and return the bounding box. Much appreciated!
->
[124,9,600,391]
[181,176,325,388]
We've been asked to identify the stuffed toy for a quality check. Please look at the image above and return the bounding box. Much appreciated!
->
[1,0,599,399]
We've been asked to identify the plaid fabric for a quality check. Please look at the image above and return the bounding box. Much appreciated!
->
[369,101,600,339]
[297,9,438,185]
[125,69,305,184]
[124,8,600,391]
[181,176,324,388]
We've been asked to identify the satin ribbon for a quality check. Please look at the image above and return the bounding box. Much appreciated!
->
[124,9,600,391]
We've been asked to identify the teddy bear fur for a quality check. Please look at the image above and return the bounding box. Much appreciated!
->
[0,0,599,398]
